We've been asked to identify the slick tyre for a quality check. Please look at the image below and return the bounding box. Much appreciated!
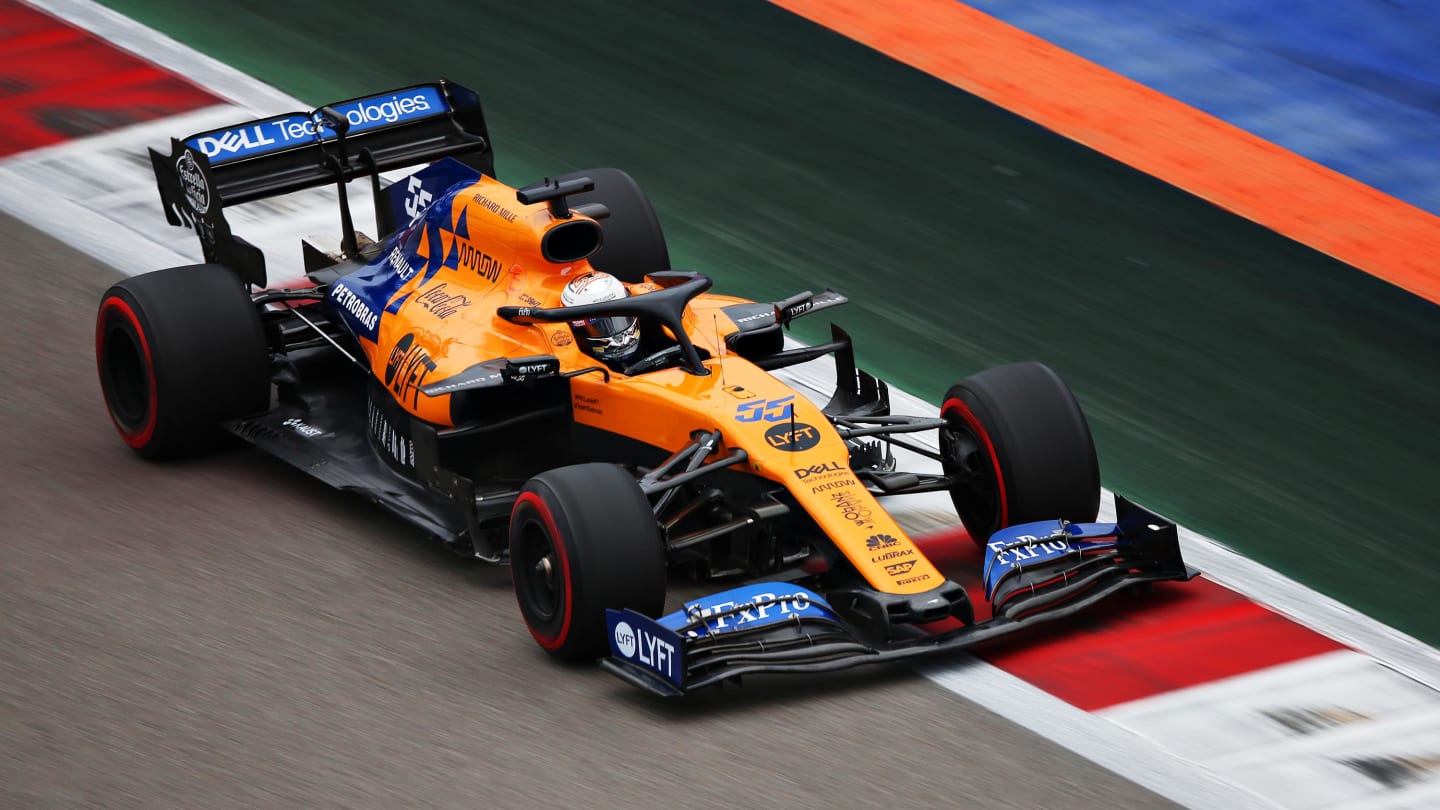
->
[940,362,1100,545]
[96,264,270,459]
[509,463,667,662]
[553,168,669,284]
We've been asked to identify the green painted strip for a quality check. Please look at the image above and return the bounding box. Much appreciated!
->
[102,0,1440,644]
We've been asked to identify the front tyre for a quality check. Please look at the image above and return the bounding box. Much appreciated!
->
[95,264,270,459]
[509,463,667,661]
[940,362,1100,545]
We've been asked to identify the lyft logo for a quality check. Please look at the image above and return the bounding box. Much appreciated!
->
[613,620,676,679]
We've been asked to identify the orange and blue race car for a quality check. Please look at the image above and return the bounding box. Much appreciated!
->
[94,81,1195,695]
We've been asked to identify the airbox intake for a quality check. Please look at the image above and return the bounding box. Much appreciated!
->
[541,219,603,264]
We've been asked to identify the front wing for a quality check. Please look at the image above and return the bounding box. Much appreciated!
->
[601,496,1197,696]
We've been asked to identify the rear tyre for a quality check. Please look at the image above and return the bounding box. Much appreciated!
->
[940,362,1100,545]
[554,167,669,283]
[509,463,667,661]
[95,264,270,458]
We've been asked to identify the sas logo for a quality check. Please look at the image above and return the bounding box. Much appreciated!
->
[793,461,844,480]
[736,396,794,422]
[884,560,917,577]
[866,534,900,550]
[763,422,820,452]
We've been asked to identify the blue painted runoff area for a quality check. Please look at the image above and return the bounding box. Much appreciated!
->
[966,0,1440,217]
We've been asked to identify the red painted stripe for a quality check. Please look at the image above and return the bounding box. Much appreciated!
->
[0,0,217,158]
[6,0,1352,713]
[915,528,1344,710]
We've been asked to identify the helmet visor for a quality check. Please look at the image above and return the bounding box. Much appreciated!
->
[572,315,636,342]
[572,315,640,359]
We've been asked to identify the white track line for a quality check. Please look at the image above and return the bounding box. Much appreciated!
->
[13,2,1440,806]
[781,365,1440,691]
[918,659,1279,808]
[26,0,293,112]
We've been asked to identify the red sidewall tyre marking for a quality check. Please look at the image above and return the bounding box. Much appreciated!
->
[942,396,1008,529]
[97,296,158,449]
[513,491,575,651]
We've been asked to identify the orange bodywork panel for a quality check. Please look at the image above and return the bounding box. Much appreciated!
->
[349,172,940,596]
[359,173,598,425]
[567,358,943,596]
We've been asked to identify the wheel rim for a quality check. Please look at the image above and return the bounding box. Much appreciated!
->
[102,325,150,428]
[940,403,1006,542]
[515,516,562,626]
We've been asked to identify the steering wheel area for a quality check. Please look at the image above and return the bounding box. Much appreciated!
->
[497,272,714,376]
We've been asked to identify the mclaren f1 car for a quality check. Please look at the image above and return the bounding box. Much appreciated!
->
[94,81,1195,695]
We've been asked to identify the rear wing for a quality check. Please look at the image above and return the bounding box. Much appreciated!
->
[149,80,494,286]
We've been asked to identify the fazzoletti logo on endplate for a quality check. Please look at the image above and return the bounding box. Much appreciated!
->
[175,151,209,215]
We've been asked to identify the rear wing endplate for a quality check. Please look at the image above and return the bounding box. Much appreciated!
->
[149,80,494,286]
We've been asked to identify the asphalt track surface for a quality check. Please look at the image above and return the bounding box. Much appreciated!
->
[101,0,1440,646]
[0,211,1176,808]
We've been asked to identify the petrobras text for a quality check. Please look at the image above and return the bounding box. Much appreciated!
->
[330,282,379,333]
[186,87,448,163]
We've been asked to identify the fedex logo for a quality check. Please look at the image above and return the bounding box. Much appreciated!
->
[986,537,1072,566]
[685,591,813,634]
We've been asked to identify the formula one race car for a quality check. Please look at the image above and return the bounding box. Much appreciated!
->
[94,81,1195,695]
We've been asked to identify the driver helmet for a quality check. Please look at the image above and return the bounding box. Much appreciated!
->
[560,271,640,362]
